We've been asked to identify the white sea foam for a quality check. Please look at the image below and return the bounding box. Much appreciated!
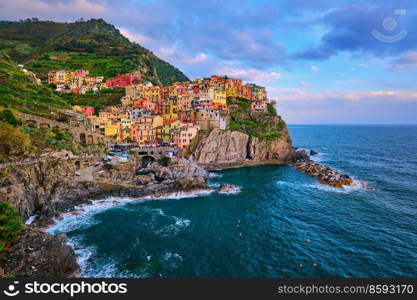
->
[208,172,222,178]
[47,197,136,234]
[25,214,38,225]
[139,189,214,201]
[156,215,191,237]
[277,179,368,194]
[46,191,204,277]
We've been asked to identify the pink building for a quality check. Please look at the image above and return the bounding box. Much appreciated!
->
[73,105,95,117]
[173,123,200,149]
[106,73,142,88]
[250,101,267,113]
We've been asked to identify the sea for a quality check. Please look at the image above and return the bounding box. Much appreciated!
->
[48,125,417,278]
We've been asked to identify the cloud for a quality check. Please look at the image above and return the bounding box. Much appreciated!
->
[388,52,417,71]
[298,81,310,87]
[291,4,417,61]
[0,0,106,20]
[292,46,337,60]
[311,65,320,73]
[269,87,417,103]
[271,86,417,124]
[213,65,283,82]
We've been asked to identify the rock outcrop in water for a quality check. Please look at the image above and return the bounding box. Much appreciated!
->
[218,184,239,194]
[295,159,354,188]
[190,128,298,169]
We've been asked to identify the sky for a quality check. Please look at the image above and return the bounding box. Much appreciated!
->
[1,0,417,124]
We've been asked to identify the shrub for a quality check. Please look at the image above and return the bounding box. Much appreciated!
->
[42,127,74,151]
[0,108,21,126]
[158,156,171,166]
[267,102,277,116]
[0,121,32,161]
[0,202,22,260]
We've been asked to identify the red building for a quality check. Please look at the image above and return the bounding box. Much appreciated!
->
[106,73,141,88]
[73,106,95,117]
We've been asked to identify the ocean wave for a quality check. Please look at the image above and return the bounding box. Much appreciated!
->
[139,189,214,200]
[208,172,223,178]
[156,216,191,237]
[276,180,368,194]
[47,197,136,234]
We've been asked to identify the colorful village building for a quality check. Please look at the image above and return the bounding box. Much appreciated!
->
[106,72,142,88]
[173,123,200,149]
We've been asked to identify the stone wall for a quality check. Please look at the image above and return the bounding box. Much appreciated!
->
[19,113,114,146]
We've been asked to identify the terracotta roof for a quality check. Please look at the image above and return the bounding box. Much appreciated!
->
[164,119,177,125]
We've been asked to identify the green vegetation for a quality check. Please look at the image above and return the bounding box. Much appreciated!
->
[23,126,79,154]
[229,98,285,141]
[0,202,22,260]
[61,88,125,114]
[0,18,189,86]
[0,107,21,126]
[157,156,171,167]
[0,121,32,162]
[267,101,277,115]
[0,57,70,116]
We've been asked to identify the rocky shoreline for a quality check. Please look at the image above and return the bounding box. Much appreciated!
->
[0,143,361,278]
[295,156,355,188]
[0,154,216,278]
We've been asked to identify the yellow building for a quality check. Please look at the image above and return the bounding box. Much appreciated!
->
[209,88,227,110]
[163,97,178,120]
[104,121,119,138]
[226,87,238,98]
[178,93,193,111]
[144,86,161,103]
[162,119,180,143]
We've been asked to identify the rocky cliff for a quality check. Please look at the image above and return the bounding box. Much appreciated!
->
[0,156,96,222]
[189,126,299,169]
[0,153,211,278]
[1,227,79,278]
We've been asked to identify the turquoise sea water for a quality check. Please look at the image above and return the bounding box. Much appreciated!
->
[48,125,417,278]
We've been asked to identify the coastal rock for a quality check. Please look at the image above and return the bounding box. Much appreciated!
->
[96,162,136,184]
[218,184,238,193]
[310,150,319,156]
[191,128,249,166]
[248,135,294,161]
[295,159,354,188]
[2,227,79,278]
[147,156,209,180]
[190,127,297,168]
[295,150,310,161]
[135,175,154,186]
[0,157,98,222]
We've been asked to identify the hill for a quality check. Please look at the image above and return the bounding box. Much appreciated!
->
[0,54,70,116]
[0,18,189,86]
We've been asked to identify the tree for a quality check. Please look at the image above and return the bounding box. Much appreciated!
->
[0,109,21,126]
[0,121,32,161]
[0,202,22,259]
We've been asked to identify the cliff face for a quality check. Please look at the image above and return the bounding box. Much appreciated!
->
[190,126,297,169]
[1,228,79,278]
[0,157,94,222]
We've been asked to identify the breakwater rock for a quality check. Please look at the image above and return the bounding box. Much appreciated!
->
[295,159,354,188]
